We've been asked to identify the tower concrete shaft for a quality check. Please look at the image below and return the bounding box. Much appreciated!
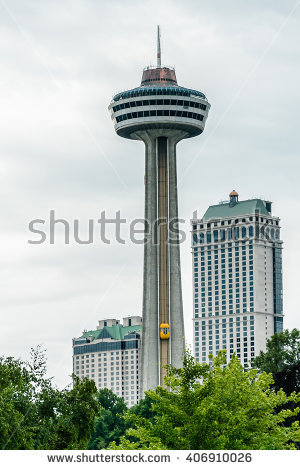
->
[134,130,186,394]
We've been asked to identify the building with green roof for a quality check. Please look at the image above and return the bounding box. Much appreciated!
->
[203,198,271,221]
[72,316,142,406]
[191,191,283,368]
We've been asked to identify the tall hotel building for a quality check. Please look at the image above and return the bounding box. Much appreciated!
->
[72,316,142,406]
[192,191,283,367]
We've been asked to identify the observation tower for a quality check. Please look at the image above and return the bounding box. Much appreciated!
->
[109,26,210,396]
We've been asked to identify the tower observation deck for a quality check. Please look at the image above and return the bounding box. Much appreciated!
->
[109,26,211,397]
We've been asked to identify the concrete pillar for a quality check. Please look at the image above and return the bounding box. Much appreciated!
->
[132,129,187,398]
[135,130,159,396]
[157,136,170,386]
[169,136,185,368]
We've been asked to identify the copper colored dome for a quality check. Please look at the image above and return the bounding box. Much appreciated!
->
[229,190,239,197]
[141,66,177,86]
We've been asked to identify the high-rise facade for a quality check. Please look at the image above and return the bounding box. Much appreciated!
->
[191,191,283,367]
[108,27,210,395]
[72,316,142,406]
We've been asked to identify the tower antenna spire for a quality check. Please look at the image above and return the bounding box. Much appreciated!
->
[157,25,161,67]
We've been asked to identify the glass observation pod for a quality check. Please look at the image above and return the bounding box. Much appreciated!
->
[109,86,210,139]
[112,85,207,102]
[160,323,170,340]
[112,99,207,112]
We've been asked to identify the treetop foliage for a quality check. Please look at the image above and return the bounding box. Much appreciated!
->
[108,350,300,450]
[253,328,300,375]
[3,335,300,451]
[87,388,128,450]
[0,346,100,450]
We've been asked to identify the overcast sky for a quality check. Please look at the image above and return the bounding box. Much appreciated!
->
[1,0,300,388]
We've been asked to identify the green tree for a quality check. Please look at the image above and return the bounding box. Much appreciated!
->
[109,350,300,450]
[0,347,100,449]
[130,395,157,421]
[88,390,158,449]
[87,388,128,449]
[252,329,300,434]
[253,329,300,394]
[253,329,300,375]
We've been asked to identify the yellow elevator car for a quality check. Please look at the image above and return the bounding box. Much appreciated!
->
[160,323,170,339]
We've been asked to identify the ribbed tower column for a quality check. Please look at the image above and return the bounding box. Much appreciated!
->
[157,136,170,387]
[169,134,186,368]
[133,130,187,397]
[135,131,159,395]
